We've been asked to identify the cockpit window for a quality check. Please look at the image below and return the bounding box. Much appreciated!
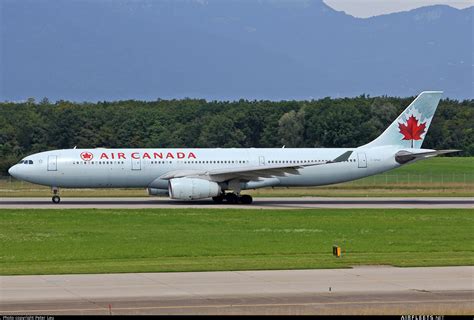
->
[28,160,33,164]
[18,160,24,164]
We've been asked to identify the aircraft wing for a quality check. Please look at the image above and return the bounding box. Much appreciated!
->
[160,151,353,182]
[395,149,460,164]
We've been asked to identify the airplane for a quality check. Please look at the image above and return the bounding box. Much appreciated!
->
[8,91,458,204]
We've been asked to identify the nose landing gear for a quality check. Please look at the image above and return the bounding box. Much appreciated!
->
[51,187,60,204]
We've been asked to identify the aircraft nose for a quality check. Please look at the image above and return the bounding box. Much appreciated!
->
[8,165,19,178]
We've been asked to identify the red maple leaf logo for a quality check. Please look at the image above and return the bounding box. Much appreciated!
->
[80,152,93,161]
[398,115,426,141]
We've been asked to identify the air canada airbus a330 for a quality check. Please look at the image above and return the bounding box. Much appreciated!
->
[8,91,458,204]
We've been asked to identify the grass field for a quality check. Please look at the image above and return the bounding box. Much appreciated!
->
[0,208,472,275]
[1,157,473,197]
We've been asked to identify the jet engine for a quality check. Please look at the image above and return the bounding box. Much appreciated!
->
[168,177,220,200]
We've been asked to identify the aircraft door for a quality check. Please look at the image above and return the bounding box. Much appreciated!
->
[259,156,265,166]
[131,158,141,170]
[357,152,367,168]
[47,155,57,171]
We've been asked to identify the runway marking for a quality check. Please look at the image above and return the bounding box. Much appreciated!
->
[2,299,472,313]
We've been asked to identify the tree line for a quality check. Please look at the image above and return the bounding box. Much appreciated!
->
[0,96,472,175]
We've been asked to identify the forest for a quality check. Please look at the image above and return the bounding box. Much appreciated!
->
[0,95,472,175]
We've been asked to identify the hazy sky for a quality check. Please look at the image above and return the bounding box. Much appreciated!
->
[323,0,473,18]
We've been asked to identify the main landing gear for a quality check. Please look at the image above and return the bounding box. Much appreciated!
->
[212,193,253,205]
[51,187,61,204]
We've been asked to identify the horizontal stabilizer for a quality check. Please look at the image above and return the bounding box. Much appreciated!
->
[395,149,461,164]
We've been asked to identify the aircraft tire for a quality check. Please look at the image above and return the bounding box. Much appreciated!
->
[212,196,224,204]
[240,195,253,204]
[225,193,239,204]
[52,195,61,204]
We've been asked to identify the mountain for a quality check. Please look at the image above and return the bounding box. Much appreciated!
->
[1,0,472,101]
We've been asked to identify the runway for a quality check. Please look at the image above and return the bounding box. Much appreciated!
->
[1,266,472,315]
[0,197,473,209]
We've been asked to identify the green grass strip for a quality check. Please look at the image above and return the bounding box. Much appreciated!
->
[1,208,473,275]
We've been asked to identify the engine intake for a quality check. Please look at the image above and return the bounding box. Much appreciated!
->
[168,177,220,200]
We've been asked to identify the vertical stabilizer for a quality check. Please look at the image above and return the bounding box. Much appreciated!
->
[364,91,442,149]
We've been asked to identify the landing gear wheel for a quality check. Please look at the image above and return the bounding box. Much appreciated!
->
[240,195,253,204]
[52,195,61,204]
[225,193,239,204]
[212,195,224,204]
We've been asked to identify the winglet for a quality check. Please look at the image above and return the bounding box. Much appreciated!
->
[328,151,353,163]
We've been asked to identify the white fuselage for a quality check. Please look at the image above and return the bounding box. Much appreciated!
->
[7,91,445,201]
[8,146,410,190]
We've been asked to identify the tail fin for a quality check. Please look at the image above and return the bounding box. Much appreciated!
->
[364,91,442,149]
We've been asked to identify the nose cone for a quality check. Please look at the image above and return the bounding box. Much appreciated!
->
[8,165,19,178]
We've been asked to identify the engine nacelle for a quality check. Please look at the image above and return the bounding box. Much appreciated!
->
[147,188,169,196]
[168,178,220,200]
